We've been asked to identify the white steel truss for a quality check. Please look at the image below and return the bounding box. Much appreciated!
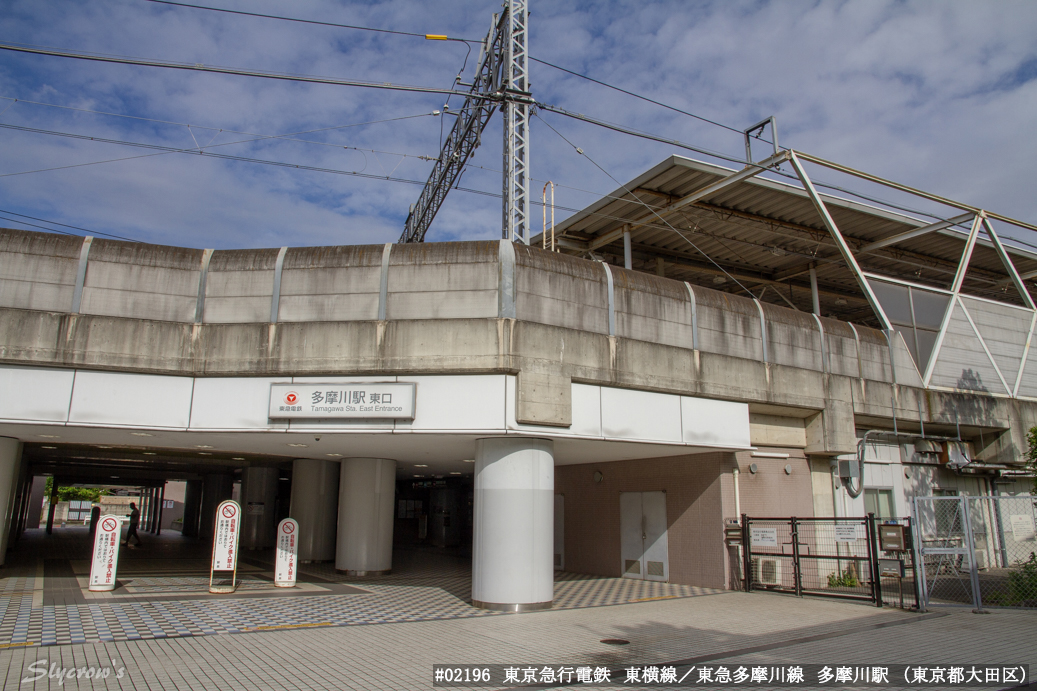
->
[502,0,531,244]
[401,0,532,244]
[789,151,1037,399]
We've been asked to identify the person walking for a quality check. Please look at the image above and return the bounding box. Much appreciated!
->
[124,502,142,547]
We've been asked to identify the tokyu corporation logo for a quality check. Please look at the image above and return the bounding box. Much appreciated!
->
[284,391,298,405]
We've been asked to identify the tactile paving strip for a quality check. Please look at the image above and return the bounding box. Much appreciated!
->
[0,561,719,648]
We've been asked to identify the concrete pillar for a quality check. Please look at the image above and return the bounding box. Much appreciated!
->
[45,480,58,534]
[0,438,23,564]
[26,476,46,530]
[472,437,554,611]
[181,480,202,537]
[149,487,161,533]
[809,263,820,316]
[241,466,279,550]
[199,473,233,542]
[430,487,461,548]
[623,230,632,270]
[335,458,396,575]
[156,484,166,535]
[290,459,340,562]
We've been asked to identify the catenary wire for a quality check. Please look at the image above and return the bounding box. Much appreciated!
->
[0,113,441,178]
[0,211,140,242]
[143,0,480,43]
[534,112,757,298]
[0,42,488,101]
[0,39,979,229]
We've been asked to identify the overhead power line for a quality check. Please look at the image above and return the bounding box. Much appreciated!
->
[0,42,487,100]
[0,209,139,242]
[143,0,479,43]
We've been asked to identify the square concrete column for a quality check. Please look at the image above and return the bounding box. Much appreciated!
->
[0,438,23,565]
[472,437,554,611]
[241,467,279,549]
[335,458,396,575]
[290,459,340,562]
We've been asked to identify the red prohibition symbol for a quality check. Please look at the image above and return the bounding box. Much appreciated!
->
[221,504,236,518]
[101,518,118,532]
[282,521,296,534]
[284,391,298,405]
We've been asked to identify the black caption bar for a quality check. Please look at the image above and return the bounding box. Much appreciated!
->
[433,664,1028,688]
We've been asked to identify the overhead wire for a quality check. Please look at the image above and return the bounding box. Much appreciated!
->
[0,42,487,101]
[0,112,440,178]
[534,112,757,298]
[4,4,1023,246]
[0,209,139,242]
[143,0,480,43]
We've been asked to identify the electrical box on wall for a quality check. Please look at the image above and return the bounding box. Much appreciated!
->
[837,459,860,480]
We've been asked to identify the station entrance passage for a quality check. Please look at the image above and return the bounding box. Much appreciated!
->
[0,525,720,648]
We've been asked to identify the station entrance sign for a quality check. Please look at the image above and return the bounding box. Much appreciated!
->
[88,515,122,592]
[209,500,241,594]
[268,382,416,419]
[275,518,299,587]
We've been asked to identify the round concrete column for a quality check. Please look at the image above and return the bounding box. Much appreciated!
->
[0,438,23,565]
[290,458,340,562]
[472,437,554,611]
[335,458,396,575]
[241,467,279,549]
[199,473,233,542]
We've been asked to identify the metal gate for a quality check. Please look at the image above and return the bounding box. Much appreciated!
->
[741,515,919,609]
[912,495,1037,609]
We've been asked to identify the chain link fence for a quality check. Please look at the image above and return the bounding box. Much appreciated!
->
[913,495,1037,609]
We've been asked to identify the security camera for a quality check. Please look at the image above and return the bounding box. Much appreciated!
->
[314,436,321,442]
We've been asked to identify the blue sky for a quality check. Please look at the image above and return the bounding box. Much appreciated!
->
[1,0,1035,250]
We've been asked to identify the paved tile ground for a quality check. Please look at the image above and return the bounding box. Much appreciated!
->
[0,529,719,648]
[0,528,1032,690]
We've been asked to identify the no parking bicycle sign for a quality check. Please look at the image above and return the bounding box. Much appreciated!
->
[88,515,122,592]
[275,518,299,587]
[209,500,241,593]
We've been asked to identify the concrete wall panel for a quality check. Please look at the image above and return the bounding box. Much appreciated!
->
[189,376,291,430]
[611,269,694,348]
[762,304,823,371]
[396,374,506,431]
[386,242,499,321]
[823,319,861,378]
[681,396,750,448]
[514,245,609,334]
[68,370,193,428]
[601,387,683,443]
[278,245,383,322]
[203,248,280,324]
[0,365,74,422]
[695,290,763,362]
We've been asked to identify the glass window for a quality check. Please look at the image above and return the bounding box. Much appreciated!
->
[864,488,895,518]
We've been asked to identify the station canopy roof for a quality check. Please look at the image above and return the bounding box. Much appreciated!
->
[533,155,1037,328]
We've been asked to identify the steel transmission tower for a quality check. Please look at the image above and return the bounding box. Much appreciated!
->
[400,0,532,244]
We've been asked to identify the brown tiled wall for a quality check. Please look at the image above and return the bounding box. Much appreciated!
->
[733,448,814,518]
[554,452,732,589]
[555,448,815,590]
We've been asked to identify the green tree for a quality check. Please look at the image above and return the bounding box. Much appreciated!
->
[43,477,107,503]
[1027,426,1037,494]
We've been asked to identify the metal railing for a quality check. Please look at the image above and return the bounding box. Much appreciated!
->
[741,514,919,609]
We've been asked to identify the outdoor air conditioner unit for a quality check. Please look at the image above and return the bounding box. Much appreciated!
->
[752,557,781,586]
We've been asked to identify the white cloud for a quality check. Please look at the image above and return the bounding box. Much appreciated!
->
[0,0,1034,249]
